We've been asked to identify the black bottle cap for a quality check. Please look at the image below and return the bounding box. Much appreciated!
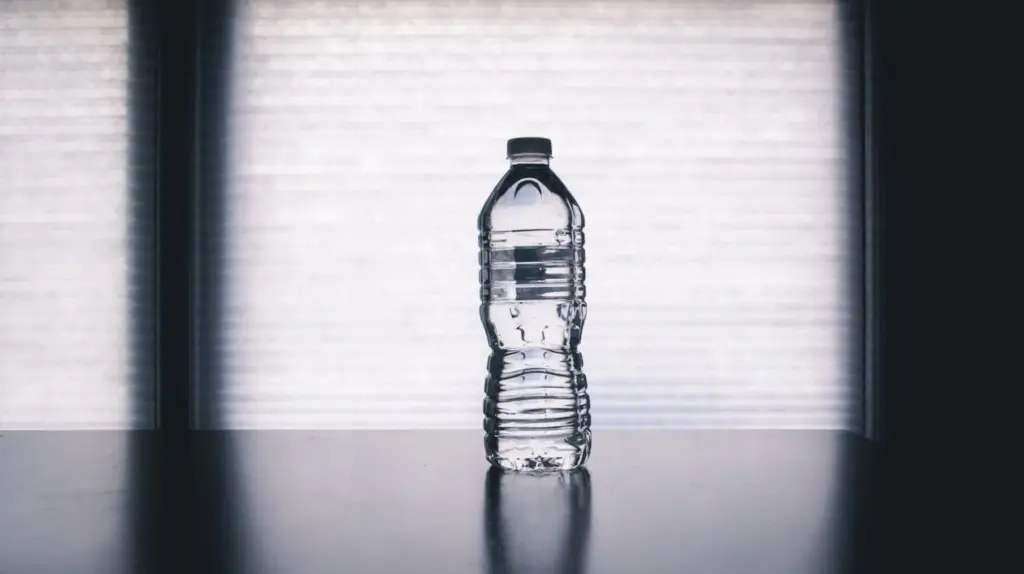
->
[506,137,552,158]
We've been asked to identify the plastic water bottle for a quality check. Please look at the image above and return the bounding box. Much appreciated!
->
[479,137,590,471]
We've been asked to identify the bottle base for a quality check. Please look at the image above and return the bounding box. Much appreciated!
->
[485,432,591,472]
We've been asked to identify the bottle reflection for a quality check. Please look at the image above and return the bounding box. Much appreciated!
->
[484,467,592,574]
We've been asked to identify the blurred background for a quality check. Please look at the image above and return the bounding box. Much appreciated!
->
[1,0,155,428]
[0,0,868,433]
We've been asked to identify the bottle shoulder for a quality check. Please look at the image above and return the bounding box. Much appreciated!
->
[478,166,584,232]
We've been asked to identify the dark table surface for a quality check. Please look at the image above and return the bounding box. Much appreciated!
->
[0,431,876,574]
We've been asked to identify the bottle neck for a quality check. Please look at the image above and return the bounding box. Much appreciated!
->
[509,153,550,166]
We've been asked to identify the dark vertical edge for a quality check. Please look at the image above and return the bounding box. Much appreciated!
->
[862,0,886,570]
[126,1,160,572]
[870,3,1010,569]
[834,3,882,571]
[155,0,198,431]
[865,0,904,448]
[193,430,246,573]
[194,1,246,572]
[194,0,235,430]
[127,0,158,428]
[835,2,876,570]
[152,0,199,571]
[836,0,867,438]
[866,0,913,569]
[845,433,877,574]
[861,0,881,444]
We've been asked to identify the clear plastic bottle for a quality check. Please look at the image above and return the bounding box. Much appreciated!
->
[479,137,590,471]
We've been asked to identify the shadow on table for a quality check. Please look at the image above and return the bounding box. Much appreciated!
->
[484,467,592,574]
[126,431,248,574]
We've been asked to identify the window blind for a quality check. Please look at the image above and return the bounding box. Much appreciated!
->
[0,0,153,428]
[204,0,862,430]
